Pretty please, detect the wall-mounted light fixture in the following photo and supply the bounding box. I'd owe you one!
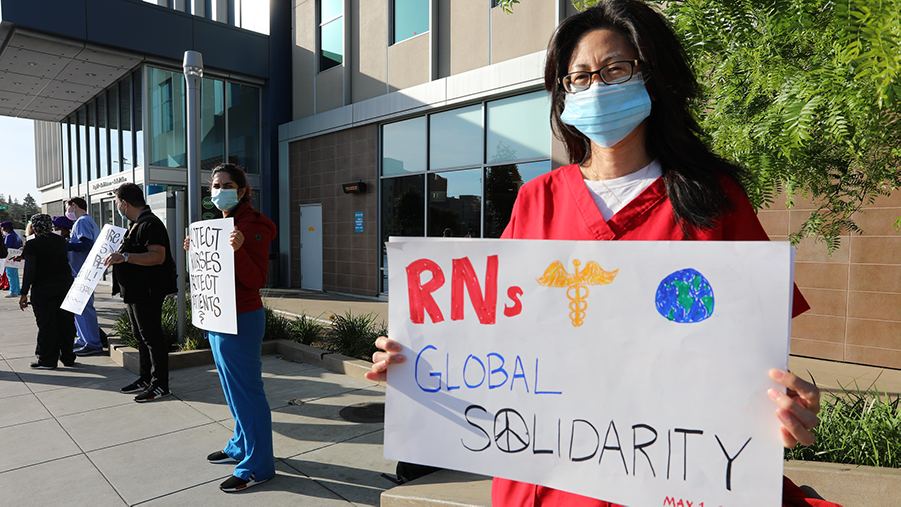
[342,181,367,194]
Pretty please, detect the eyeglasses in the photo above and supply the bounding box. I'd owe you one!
[560,60,643,93]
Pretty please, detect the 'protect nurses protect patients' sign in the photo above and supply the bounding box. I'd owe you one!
[62,225,126,315]
[189,218,237,335]
[384,239,796,507]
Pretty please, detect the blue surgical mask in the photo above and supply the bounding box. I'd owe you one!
[117,203,128,220]
[211,188,240,211]
[560,76,652,148]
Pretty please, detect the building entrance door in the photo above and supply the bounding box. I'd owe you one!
[299,204,323,291]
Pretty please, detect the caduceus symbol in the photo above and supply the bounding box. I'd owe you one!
[537,259,618,327]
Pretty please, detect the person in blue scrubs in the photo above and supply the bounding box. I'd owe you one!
[64,197,104,356]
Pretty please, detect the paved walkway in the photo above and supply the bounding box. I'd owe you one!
[2,281,899,507]
[0,286,395,507]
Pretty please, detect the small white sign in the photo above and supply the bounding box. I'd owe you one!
[189,218,237,335]
[61,225,126,315]
[3,248,23,270]
[385,238,795,507]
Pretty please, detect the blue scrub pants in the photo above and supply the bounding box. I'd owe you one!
[6,267,19,295]
[207,308,275,481]
[74,294,102,350]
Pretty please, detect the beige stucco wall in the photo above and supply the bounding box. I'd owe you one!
[439,0,489,77]
[351,0,388,103]
[490,0,557,64]
[387,33,430,92]
[315,66,345,113]
[293,0,315,119]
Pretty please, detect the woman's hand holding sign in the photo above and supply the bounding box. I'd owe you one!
[365,336,405,382]
[768,369,820,448]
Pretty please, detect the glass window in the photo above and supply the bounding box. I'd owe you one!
[380,174,425,292]
[108,87,120,174]
[484,160,551,238]
[429,105,482,170]
[98,93,109,177]
[393,0,429,44]
[227,83,260,173]
[77,107,87,185]
[134,68,144,168]
[486,91,551,163]
[201,77,225,170]
[428,169,481,238]
[120,75,133,172]
[382,117,426,175]
[148,67,185,168]
[87,101,97,180]
[61,119,70,188]
[319,0,343,72]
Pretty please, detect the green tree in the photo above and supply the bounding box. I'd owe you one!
[499,0,901,251]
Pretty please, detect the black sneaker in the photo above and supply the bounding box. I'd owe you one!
[134,385,170,403]
[220,474,270,493]
[30,362,57,370]
[74,346,104,357]
[207,450,238,464]
[120,380,150,394]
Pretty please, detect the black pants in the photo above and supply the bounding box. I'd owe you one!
[32,292,76,367]
[126,299,169,390]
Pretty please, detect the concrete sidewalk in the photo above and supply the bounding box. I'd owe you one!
[0,286,395,507]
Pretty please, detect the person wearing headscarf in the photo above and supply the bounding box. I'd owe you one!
[19,214,77,369]
[2,220,22,297]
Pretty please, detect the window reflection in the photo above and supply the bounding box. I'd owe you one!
[120,75,133,172]
[227,83,260,173]
[393,0,429,44]
[380,174,425,293]
[320,0,343,72]
[149,67,186,168]
[429,105,481,170]
[428,169,481,238]
[484,161,551,238]
[382,117,426,175]
[109,87,120,174]
[486,91,551,163]
[201,77,226,170]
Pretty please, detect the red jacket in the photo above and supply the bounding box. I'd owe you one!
[228,202,276,314]
[494,164,818,507]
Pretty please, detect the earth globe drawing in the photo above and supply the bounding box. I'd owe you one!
[655,268,715,323]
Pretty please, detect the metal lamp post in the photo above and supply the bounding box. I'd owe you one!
[180,50,203,342]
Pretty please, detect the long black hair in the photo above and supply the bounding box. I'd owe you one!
[545,0,747,232]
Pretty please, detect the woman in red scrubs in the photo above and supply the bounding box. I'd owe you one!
[368,1,823,505]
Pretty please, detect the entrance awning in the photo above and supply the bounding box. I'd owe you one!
[0,29,142,122]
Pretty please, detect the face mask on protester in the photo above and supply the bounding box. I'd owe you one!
[53,230,63,236]
[117,202,128,220]
[65,211,77,221]
[211,188,241,211]
[560,76,652,148]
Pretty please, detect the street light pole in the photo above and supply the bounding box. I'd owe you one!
[183,51,203,225]
[181,51,203,343]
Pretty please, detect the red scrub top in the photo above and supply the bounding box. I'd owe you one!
[494,163,811,507]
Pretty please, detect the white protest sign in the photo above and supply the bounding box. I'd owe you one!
[385,239,795,507]
[61,225,126,315]
[189,217,237,334]
[4,248,24,269]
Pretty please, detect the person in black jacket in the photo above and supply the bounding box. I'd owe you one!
[19,214,77,370]
[104,183,177,402]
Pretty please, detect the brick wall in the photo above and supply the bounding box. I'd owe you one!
[289,124,379,297]
[758,192,901,369]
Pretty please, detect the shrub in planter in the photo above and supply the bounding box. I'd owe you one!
[292,314,325,345]
[785,385,901,468]
[322,311,387,361]
[263,305,295,342]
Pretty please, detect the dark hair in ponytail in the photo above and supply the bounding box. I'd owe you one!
[545,0,747,232]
